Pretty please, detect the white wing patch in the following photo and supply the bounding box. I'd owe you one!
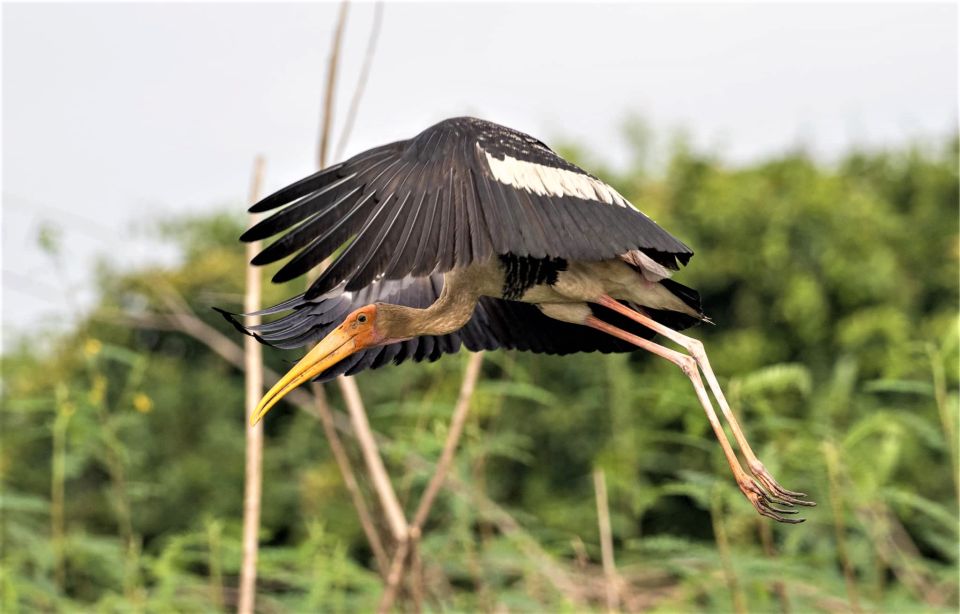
[482,148,633,209]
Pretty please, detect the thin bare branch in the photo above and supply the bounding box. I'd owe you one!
[856,502,945,604]
[338,375,409,542]
[318,1,350,169]
[758,518,791,614]
[927,342,959,507]
[822,441,862,614]
[378,352,485,613]
[50,389,69,591]
[334,2,384,161]
[412,352,484,530]
[409,542,425,614]
[593,469,619,613]
[313,0,405,569]
[462,486,584,604]
[711,487,747,614]
[311,381,391,576]
[379,539,413,614]
[238,155,266,614]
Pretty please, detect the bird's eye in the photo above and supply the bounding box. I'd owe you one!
[357,314,368,324]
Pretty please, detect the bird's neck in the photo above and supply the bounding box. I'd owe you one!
[378,279,479,339]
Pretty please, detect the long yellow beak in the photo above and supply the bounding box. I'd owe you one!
[251,326,359,426]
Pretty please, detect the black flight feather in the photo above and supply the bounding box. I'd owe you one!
[242,117,694,296]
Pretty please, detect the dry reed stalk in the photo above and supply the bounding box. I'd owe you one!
[571,536,590,571]
[411,352,484,529]
[757,518,791,614]
[334,2,383,161]
[310,381,390,575]
[317,0,407,545]
[855,502,944,605]
[94,407,140,601]
[377,352,485,613]
[238,155,266,614]
[409,543,425,614]
[208,519,225,610]
[336,375,409,542]
[51,385,70,590]
[822,441,862,613]
[593,469,619,613]
[927,343,959,506]
[465,524,490,612]
[308,0,399,574]
[710,488,747,614]
[786,581,861,614]
[318,0,349,169]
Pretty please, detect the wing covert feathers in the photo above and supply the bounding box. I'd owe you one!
[245,117,693,298]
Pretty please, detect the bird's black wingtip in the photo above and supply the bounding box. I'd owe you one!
[251,252,274,267]
[271,268,295,285]
[247,198,277,214]
[212,306,254,337]
[213,306,283,349]
[251,332,278,348]
[238,226,261,243]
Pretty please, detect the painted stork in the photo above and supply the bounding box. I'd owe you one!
[220,117,815,523]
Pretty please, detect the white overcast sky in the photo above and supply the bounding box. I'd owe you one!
[2,2,957,347]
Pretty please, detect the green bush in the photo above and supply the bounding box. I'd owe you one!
[2,132,957,612]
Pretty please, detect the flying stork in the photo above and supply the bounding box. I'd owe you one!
[221,116,814,522]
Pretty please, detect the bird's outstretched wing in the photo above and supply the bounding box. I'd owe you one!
[243,117,693,299]
[217,275,700,383]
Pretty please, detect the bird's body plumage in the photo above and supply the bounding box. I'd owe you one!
[223,116,815,522]
[225,257,704,382]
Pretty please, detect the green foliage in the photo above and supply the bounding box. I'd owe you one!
[2,131,957,611]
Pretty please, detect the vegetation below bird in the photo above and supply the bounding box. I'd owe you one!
[2,124,958,612]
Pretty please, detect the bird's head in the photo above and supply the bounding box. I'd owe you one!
[250,304,389,426]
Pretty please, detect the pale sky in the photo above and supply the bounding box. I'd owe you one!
[3,2,957,347]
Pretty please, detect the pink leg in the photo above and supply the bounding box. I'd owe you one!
[597,295,814,508]
[584,316,803,523]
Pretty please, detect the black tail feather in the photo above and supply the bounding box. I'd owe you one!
[659,278,705,318]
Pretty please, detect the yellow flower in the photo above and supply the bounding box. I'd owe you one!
[84,338,102,358]
[89,375,107,406]
[132,393,153,414]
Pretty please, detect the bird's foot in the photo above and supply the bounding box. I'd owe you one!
[736,476,805,524]
[748,459,816,508]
